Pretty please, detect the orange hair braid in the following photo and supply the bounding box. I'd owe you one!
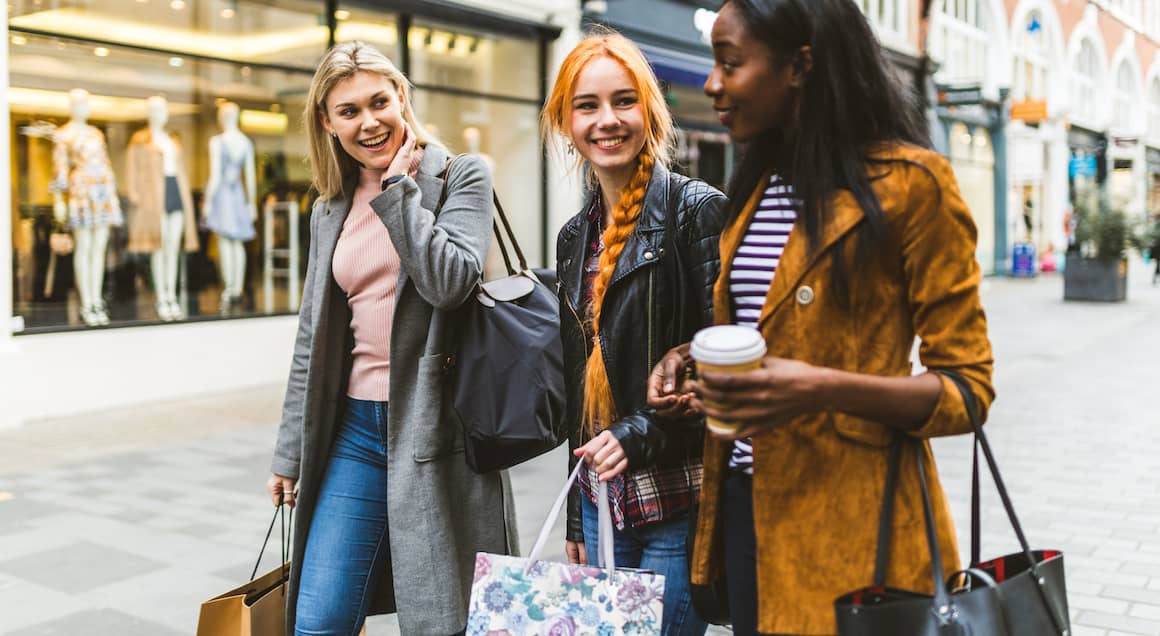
[581,153,656,435]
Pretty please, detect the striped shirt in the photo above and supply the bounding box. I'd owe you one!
[728,175,798,472]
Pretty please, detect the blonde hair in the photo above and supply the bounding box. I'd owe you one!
[304,41,439,199]
[542,30,674,435]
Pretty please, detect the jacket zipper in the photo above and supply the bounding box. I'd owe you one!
[647,268,655,370]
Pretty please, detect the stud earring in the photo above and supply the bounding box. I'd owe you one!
[329,131,337,139]
[565,142,575,157]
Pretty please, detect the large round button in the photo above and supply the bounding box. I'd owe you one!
[796,285,815,305]
[643,250,655,260]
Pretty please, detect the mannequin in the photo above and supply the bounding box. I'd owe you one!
[126,96,199,321]
[204,102,256,307]
[50,88,123,326]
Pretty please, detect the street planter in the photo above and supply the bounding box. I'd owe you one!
[1063,256,1127,302]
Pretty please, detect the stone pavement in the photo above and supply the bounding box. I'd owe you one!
[0,260,1158,635]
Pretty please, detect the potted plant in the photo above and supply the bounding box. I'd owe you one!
[1064,191,1144,302]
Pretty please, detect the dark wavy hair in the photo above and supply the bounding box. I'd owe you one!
[720,0,930,297]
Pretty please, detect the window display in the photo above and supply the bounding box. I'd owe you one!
[7,0,552,333]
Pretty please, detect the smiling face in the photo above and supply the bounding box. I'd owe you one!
[322,70,406,171]
[568,56,647,182]
[704,2,801,142]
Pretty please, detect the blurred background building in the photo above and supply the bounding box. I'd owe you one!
[2,0,1159,422]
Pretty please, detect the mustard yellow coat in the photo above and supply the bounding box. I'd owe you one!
[689,144,995,635]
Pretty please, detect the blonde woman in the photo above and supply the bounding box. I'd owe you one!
[543,31,727,635]
[267,41,516,636]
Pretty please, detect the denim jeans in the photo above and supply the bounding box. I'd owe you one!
[581,497,708,636]
[295,398,391,636]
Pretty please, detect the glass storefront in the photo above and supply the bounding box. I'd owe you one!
[7,0,552,333]
[948,122,996,272]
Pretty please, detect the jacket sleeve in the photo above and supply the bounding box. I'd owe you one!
[677,180,728,330]
[271,202,323,479]
[372,153,492,309]
[899,154,995,439]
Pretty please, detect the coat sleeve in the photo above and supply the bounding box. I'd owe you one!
[899,154,995,439]
[271,202,322,479]
[372,154,492,309]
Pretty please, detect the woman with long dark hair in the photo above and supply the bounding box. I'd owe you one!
[648,1,995,634]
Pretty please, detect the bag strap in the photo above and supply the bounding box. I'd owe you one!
[436,155,529,277]
[939,370,1069,635]
[250,493,293,582]
[872,438,904,586]
[527,462,616,579]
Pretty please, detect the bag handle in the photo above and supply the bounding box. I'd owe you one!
[939,371,1069,635]
[526,462,616,579]
[250,493,293,582]
[436,155,529,278]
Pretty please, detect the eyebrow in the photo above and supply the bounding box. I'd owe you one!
[571,88,638,102]
[332,90,389,110]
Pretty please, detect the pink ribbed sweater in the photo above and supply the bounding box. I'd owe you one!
[332,168,402,401]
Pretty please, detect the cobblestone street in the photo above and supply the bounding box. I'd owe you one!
[1,262,1158,635]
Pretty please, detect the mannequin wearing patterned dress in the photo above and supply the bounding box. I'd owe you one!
[51,88,124,326]
[204,102,256,307]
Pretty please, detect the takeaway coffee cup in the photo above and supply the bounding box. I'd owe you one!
[689,325,767,435]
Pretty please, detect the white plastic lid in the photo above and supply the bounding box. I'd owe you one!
[689,325,767,366]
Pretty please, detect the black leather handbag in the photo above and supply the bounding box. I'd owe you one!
[435,158,567,473]
[834,373,1070,636]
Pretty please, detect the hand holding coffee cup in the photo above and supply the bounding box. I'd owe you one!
[689,325,767,436]
[647,343,700,418]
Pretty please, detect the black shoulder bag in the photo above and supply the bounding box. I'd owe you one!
[435,157,567,473]
[834,372,1070,635]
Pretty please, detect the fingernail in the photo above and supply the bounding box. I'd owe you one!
[664,383,673,391]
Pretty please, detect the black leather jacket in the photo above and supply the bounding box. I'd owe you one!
[557,164,726,542]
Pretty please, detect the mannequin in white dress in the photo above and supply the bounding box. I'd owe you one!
[51,88,123,326]
[204,102,257,307]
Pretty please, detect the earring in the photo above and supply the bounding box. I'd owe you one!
[565,142,575,157]
[329,131,337,139]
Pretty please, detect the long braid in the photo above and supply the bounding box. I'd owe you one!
[582,153,655,435]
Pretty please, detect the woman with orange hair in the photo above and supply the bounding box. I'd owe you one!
[544,30,727,635]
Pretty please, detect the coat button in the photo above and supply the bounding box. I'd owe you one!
[643,250,655,260]
[796,285,815,305]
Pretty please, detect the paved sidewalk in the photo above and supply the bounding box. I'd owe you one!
[1,261,1159,635]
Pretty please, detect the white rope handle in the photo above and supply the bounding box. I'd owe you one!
[525,462,616,578]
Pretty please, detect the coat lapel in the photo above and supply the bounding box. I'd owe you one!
[713,171,770,325]
[755,190,865,330]
[310,189,352,330]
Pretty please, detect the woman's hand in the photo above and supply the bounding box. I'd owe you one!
[690,356,828,440]
[646,343,700,419]
[267,473,298,508]
[565,540,587,565]
[384,123,417,181]
[573,431,629,481]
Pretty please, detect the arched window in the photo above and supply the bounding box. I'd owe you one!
[1113,62,1139,132]
[930,0,988,84]
[854,0,908,48]
[1071,39,1100,125]
[1012,9,1050,101]
[1148,78,1160,142]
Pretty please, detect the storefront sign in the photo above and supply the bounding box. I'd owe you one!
[1113,136,1139,148]
[937,85,983,106]
[1010,99,1048,123]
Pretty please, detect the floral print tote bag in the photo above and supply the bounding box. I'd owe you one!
[467,462,666,635]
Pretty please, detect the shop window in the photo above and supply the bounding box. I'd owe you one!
[409,91,544,275]
[408,19,539,101]
[8,1,322,332]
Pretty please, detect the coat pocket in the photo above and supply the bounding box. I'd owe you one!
[412,352,465,462]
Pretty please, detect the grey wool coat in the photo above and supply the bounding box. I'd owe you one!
[271,144,519,635]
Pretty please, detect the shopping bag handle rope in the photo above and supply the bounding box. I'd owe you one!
[251,492,293,582]
[526,461,615,579]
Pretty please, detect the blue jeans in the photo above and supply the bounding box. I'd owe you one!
[581,497,708,636]
[295,398,391,636]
